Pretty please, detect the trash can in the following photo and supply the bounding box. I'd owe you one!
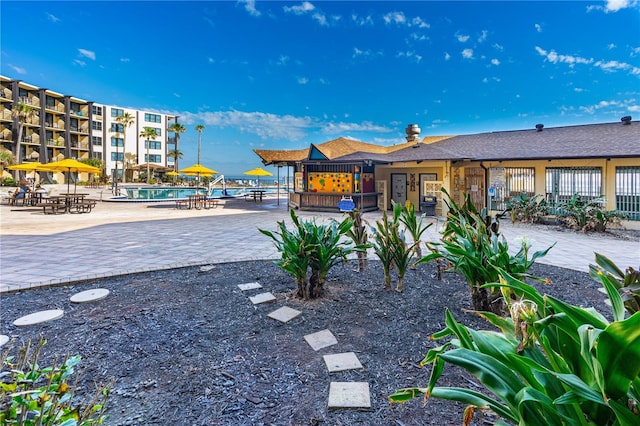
[420,196,437,216]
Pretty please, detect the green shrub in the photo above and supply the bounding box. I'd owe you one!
[398,201,432,260]
[344,209,370,273]
[590,253,640,315]
[259,209,362,299]
[389,271,640,425]
[505,192,548,223]
[419,190,553,314]
[558,194,625,232]
[1,177,17,187]
[0,336,111,425]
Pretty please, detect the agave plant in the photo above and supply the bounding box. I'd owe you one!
[370,210,397,291]
[344,209,370,273]
[259,209,361,299]
[390,270,640,425]
[398,200,432,260]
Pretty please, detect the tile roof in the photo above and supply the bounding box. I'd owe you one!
[254,121,639,165]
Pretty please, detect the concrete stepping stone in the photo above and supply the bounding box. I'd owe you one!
[70,288,110,303]
[304,329,338,351]
[200,265,216,272]
[328,382,371,409]
[0,335,9,347]
[267,306,302,323]
[14,309,64,327]
[323,352,363,373]
[238,282,263,291]
[249,292,276,305]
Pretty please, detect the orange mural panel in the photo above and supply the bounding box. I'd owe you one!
[307,172,352,193]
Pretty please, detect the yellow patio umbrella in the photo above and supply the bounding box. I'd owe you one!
[7,162,50,189]
[166,171,180,176]
[243,167,273,187]
[179,164,218,187]
[42,158,101,193]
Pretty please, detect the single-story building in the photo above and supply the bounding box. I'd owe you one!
[254,118,640,227]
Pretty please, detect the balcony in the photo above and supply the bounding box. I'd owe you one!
[0,89,11,100]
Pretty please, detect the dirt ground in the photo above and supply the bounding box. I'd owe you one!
[0,257,612,426]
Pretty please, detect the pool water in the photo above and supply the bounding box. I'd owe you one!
[124,187,207,200]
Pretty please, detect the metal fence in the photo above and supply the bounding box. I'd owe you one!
[616,166,640,220]
[545,167,602,213]
[489,167,535,211]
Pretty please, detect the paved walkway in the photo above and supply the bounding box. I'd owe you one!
[1,187,638,293]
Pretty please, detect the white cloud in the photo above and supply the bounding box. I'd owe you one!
[73,60,86,67]
[478,30,488,43]
[120,58,130,63]
[351,14,374,26]
[383,11,406,25]
[608,43,616,50]
[239,0,261,17]
[208,57,215,63]
[312,12,328,26]
[9,64,26,75]
[537,45,640,75]
[578,98,639,114]
[277,55,290,66]
[297,77,309,85]
[444,52,451,61]
[46,13,60,23]
[173,93,181,98]
[574,87,586,92]
[397,50,422,63]
[534,23,542,32]
[174,109,392,141]
[462,48,473,59]
[78,49,96,60]
[456,33,470,43]
[631,47,640,56]
[283,1,315,15]
[493,43,504,51]
[605,0,631,12]
[491,58,500,66]
[411,16,430,28]
[409,32,427,41]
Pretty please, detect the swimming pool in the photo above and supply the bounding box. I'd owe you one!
[107,186,257,202]
[124,187,208,200]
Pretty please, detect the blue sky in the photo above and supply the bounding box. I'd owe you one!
[2,1,639,175]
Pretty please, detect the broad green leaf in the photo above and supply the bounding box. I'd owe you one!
[597,312,640,399]
[429,386,516,422]
[597,270,626,322]
[388,387,427,403]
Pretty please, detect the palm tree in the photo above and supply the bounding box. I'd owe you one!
[0,148,16,181]
[195,124,205,186]
[167,122,186,172]
[12,102,36,164]
[114,112,135,193]
[123,152,137,183]
[167,149,183,166]
[140,127,158,184]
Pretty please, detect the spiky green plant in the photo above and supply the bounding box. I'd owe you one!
[390,270,640,425]
[260,209,361,299]
[370,210,397,290]
[590,253,640,315]
[344,209,370,272]
[399,200,432,260]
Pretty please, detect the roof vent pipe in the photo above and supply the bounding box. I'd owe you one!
[535,123,544,131]
[405,124,421,142]
[621,116,632,125]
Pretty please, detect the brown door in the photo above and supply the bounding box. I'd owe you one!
[464,167,486,211]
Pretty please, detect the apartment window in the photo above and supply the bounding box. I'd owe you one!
[110,123,124,133]
[93,152,102,160]
[92,105,103,116]
[110,137,124,147]
[111,108,124,117]
[111,152,124,161]
[145,154,162,163]
[145,141,162,150]
[152,127,162,136]
[145,113,161,123]
[92,121,102,131]
[546,167,602,213]
[489,167,535,211]
[92,136,102,146]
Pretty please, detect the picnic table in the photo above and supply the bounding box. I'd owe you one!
[246,189,266,202]
[37,193,96,214]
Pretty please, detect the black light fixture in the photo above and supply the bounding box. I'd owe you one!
[621,116,632,125]
[535,123,544,131]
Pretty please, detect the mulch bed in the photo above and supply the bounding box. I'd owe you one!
[0,259,610,425]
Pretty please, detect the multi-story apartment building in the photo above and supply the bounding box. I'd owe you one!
[1,75,175,182]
